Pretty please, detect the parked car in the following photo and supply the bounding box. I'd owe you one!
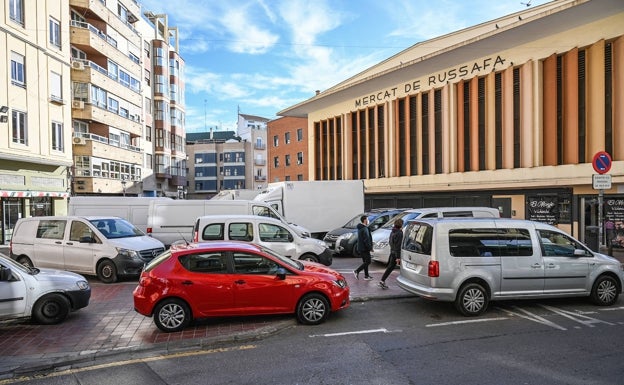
[397,217,624,316]
[133,241,350,332]
[10,216,165,283]
[371,207,500,264]
[193,215,333,266]
[0,254,91,324]
[323,208,408,257]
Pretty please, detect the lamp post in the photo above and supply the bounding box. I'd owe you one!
[121,178,127,197]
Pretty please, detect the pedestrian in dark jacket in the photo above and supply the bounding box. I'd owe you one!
[378,218,404,289]
[353,215,373,280]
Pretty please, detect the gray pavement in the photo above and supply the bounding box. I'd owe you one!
[0,246,411,380]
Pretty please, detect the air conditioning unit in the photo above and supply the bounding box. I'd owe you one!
[71,61,85,70]
[72,100,84,109]
[73,137,86,145]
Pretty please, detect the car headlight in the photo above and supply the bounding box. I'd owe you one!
[116,247,140,259]
[333,278,347,289]
[337,232,355,244]
[76,280,90,290]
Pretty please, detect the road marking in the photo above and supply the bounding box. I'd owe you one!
[425,317,508,327]
[497,306,567,330]
[0,345,257,385]
[309,328,397,337]
[599,306,624,311]
[538,305,614,327]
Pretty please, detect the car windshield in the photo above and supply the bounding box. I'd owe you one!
[89,218,144,239]
[260,246,303,270]
[0,255,39,275]
[382,211,422,228]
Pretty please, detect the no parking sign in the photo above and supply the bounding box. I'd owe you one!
[592,151,612,174]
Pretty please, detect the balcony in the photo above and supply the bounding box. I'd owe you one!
[254,143,266,150]
[254,159,266,166]
[72,133,142,164]
[72,100,142,137]
[71,60,142,105]
[254,175,267,181]
[70,21,141,71]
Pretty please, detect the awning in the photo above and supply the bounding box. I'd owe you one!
[0,190,69,198]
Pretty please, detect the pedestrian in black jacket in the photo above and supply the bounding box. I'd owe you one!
[378,218,404,289]
[353,215,373,280]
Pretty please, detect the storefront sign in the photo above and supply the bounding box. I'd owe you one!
[604,198,624,249]
[527,195,558,225]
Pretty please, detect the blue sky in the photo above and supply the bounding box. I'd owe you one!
[138,0,551,133]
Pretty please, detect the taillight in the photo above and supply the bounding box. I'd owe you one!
[428,260,439,277]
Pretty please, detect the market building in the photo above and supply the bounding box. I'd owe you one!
[278,0,624,251]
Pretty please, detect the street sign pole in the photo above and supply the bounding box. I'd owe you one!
[592,151,612,250]
[599,189,604,248]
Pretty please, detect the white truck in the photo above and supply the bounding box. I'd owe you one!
[253,180,365,239]
[210,189,261,201]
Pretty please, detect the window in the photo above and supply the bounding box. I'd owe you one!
[273,135,279,147]
[273,156,279,168]
[50,72,62,102]
[70,221,92,242]
[232,252,278,275]
[537,229,589,257]
[448,228,533,257]
[259,223,291,242]
[36,220,66,240]
[297,128,303,141]
[9,0,24,26]
[297,152,303,165]
[51,122,63,151]
[11,52,25,87]
[144,69,151,86]
[145,153,153,169]
[179,252,228,274]
[145,125,152,142]
[201,223,225,241]
[49,17,61,48]
[12,110,27,145]
[228,222,253,242]
[285,154,291,166]
[285,132,291,144]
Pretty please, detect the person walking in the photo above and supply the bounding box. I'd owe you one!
[378,218,404,289]
[353,215,374,280]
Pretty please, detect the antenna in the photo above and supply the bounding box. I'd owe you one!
[521,1,532,6]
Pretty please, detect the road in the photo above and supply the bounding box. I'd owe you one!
[4,291,623,385]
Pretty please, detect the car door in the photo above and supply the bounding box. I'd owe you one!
[177,251,236,317]
[537,229,590,294]
[498,227,545,296]
[230,251,295,314]
[63,219,98,274]
[0,262,28,319]
[255,221,296,258]
[33,219,67,269]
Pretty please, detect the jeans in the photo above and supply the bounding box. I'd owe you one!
[355,252,371,277]
[381,254,398,282]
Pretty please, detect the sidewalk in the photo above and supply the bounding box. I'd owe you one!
[0,248,410,379]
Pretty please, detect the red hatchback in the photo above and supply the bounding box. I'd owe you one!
[133,241,350,332]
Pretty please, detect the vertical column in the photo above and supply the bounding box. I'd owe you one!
[456,81,465,172]
[469,77,479,171]
[563,48,579,164]
[521,61,535,168]
[613,36,624,161]
[485,72,496,170]
[587,40,606,156]
[502,66,514,169]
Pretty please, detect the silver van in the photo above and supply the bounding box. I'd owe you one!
[193,215,333,266]
[10,216,165,283]
[397,218,624,316]
[371,207,500,264]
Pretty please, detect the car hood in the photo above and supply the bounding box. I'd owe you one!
[32,267,87,283]
[371,228,391,242]
[107,235,164,250]
[301,261,343,279]
[325,227,354,237]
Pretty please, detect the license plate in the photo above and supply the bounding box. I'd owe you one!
[404,261,417,270]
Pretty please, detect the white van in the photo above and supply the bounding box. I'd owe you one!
[371,207,500,264]
[68,196,172,233]
[397,217,624,316]
[193,215,333,266]
[10,216,165,283]
[147,200,310,247]
[0,254,91,324]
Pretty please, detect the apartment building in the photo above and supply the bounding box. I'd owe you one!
[237,113,268,190]
[70,1,185,198]
[267,116,309,182]
[0,0,72,244]
[279,0,624,251]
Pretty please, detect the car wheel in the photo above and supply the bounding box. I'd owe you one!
[16,255,33,267]
[590,275,619,306]
[32,293,70,325]
[299,254,319,263]
[296,293,330,325]
[97,259,118,284]
[153,298,191,333]
[455,282,489,316]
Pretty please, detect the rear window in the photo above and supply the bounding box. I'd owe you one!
[449,228,533,257]
[202,223,225,241]
[403,222,433,255]
[36,220,66,240]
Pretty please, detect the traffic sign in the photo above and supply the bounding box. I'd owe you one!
[592,151,612,174]
[592,174,612,190]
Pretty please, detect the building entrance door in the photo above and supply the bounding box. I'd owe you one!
[2,198,22,245]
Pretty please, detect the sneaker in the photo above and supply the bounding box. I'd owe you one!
[364,276,373,281]
[353,270,359,280]
[378,281,388,289]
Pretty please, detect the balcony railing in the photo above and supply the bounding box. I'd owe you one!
[74,133,141,153]
[73,59,141,94]
[70,20,140,66]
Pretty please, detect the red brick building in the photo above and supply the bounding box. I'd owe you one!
[267,117,308,182]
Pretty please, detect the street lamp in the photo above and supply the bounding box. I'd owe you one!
[121,178,127,197]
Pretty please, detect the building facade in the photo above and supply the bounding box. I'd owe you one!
[267,116,309,182]
[279,0,624,251]
[237,113,268,190]
[0,0,72,244]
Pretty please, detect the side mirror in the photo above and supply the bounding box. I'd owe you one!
[573,248,587,257]
[276,267,287,280]
[0,266,12,281]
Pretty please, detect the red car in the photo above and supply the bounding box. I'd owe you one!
[133,241,350,332]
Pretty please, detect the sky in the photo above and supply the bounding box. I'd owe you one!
[138,0,552,133]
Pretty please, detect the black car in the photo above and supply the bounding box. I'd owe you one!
[323,208,408,257]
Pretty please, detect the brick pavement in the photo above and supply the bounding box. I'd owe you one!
[0,248,409,379]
